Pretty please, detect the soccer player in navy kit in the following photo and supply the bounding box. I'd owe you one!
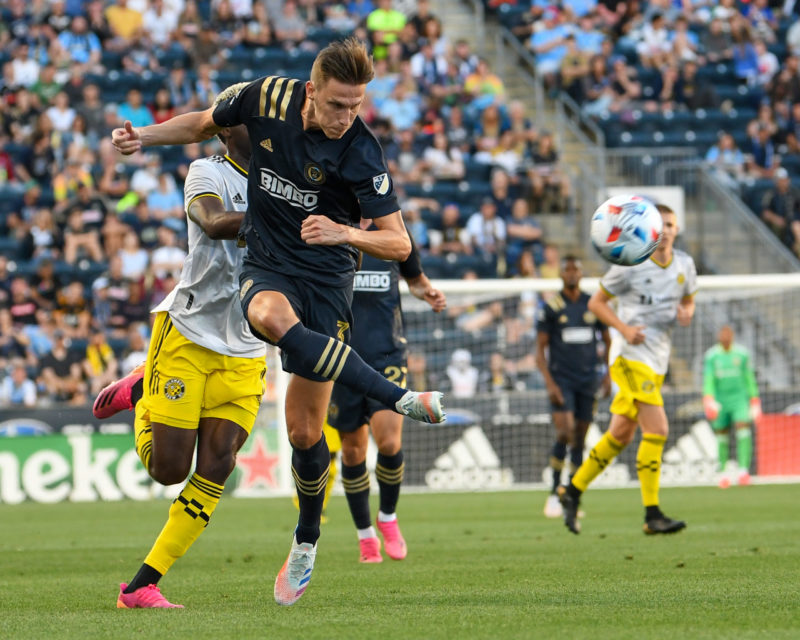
[535,256,610,520]
[111,38,444,606]
[329,220,446,563]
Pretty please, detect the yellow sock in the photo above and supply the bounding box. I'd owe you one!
[637,434,666,507]
[135,422,152,471]
[144,473,223,575]
[322,456,337,513]
[572,432,625,492]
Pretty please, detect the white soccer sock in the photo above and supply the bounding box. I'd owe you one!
[357,526,377,540]
[377,510,397,523]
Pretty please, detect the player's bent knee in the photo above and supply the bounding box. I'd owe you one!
[149,460,192,486]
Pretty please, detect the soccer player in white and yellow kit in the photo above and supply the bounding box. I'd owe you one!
[95,126,267,608]
[558,204,697,535]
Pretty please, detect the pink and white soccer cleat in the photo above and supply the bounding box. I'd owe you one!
[93,363,145,419]
[116,583,183,609]
[358,537,383,563]
[376,518,407,561]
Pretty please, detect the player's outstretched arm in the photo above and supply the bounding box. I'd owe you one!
[406,273,446,312]
[588,289,645,345]
[112,108,222,155]
[188,196,244,240]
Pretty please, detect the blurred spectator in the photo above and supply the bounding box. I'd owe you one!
[147,173,184,220]
[527,131,571,213]
[4,42,41,89]
[105,0,144,48]
[55,16,102,72]
[489,169,516,221]
[479,351,519,393]
[402,202,430,251]
[82,329,118,395]
[670,15,701,65]
[29,208,62,259]
[0,310,36,369]
[463,58,506,112]
[243,2,273,47]
[705,133,746,191]
[0,361,37,407]
[46,91,77,133]
[744,120,777,177]
[529,9,570,86]
[444,348,479,398]
[410,39,447,93]
[505,198,544,273]
[30,259,63,311]
[166,66,197,111]
[273,0,310,50]
[150,224,187,280]
[54,281,92,338]
[367,0,406,60]
[38,330,86,405]
[636,12,671,69]
[379,83,421,133]
[702,19,733,64]
[465,197,506,260]
[421,132,465,180]
[195,64,221,107]
[670,61,718,110]
[118,230,149,280]
[560,35,591,103]
[8,277,40,327]
[754,40,779,88]
[429,202,471,257]
[742,0,777,44]
[538,243,561,279]
[214,0,245,51]
[732,27,759,84]
[63,206,104,264]
[118,89,154,129]
[407,349,437,391]
[143,0,180,48]
[760,168,800,253]
[120,323,148,373]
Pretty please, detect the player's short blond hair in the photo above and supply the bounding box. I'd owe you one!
[310,37,374,89]
[655,203,675,215]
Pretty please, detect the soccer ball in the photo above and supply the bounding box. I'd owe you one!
[590,194,663,266]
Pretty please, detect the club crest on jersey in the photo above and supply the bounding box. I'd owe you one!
[677,273,685,284]
[372,173,390,195]
[164,378,185,400]
[583,311,596,324]
[641,380,655,392]
[304,163,326,185]
[240,278,254,300]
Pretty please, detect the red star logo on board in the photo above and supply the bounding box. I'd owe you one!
[236,433,280,489]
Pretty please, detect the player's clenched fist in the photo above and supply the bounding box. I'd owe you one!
[112,121,142,155]
[301,214,348,245]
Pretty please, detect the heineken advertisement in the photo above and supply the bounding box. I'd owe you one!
[0,403,293,504]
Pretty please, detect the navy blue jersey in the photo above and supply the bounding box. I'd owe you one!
[536,291,604,385]
[349,226,422,367]
[212,77,400,287]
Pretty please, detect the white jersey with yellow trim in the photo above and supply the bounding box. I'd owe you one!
[601,249,697,375]
[153,155,266,358]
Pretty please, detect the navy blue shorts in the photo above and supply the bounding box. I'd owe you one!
[239,262,353,381]
[327,350,406,432]
[550,375,596,423]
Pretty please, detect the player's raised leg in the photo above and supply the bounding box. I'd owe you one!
[93,363,146,419]
[246,289,445,424]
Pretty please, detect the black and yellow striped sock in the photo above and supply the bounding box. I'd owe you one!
[292,434,329,545]
[342,461,371,530]
[637,434,666,507]
[572,432,625,492]
[142,473,223,576]
[376,450,404,515]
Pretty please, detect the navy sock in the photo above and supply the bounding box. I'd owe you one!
[569,444,584,475]
[376,450,404,515]
[550,441,567,493]
[278,323,405,407]
[341,461,371,530]
[131,377,144,408]
[292,434,329,545]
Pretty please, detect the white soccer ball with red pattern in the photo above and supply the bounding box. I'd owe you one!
[590,194,663,266]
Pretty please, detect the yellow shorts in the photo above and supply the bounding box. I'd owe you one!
[609,356,665,421]
[323,420,341,454]
[135,312,267,433]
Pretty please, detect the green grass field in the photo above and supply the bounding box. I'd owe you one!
[1,485,798,640]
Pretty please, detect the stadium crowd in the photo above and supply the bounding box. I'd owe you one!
[498,0,800,257]
[0,0,568,407]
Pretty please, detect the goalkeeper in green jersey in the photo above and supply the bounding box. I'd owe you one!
[703,326,761,488]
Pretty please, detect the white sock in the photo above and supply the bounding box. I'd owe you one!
[377,510,397,523]
[357,526,377,540]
